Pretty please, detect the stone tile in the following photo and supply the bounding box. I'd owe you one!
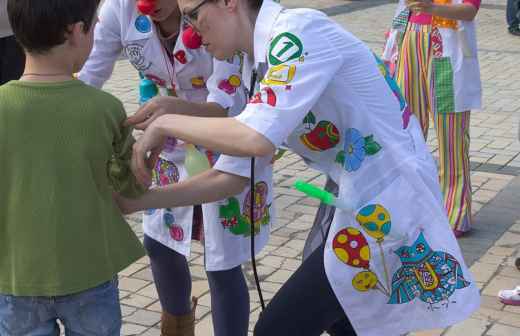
[121,323,148,335]
[121,294,157,309]
[470,262,499,283]
[443,318,490,336]
[123,309,161,327]
[195,314,214,336]
[265,269,293,284]
[482,276,520,297]
[486,323,520,336]
[137,283,159,299]
[118,277,150,292]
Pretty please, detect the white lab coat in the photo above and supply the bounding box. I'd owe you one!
[216,1,480,334]
[79,0,272,271]
[382,0,482,113]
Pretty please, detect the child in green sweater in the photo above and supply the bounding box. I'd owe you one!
[0,0,145,334]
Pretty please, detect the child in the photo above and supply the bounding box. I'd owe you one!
[383,0,482,237]
[0,0,144,334]
[80,1,273,335]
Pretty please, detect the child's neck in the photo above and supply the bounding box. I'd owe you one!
[21,51,75,82]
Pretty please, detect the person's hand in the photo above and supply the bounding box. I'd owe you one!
[112,192,139,215]
[131,119,166,187]
[125,96,182,130]
[406,0,434,13]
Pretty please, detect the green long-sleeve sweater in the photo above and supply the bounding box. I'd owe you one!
[0,80,145,296]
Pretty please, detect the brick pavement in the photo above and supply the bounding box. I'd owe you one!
[95,1,520,335]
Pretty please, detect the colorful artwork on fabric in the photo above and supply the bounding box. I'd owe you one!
[335,129,381,172]
[374,55,410,129]
[356,204,392,242]
[250,87,277,107]
[300,119,340,152]
[191,76,206,89]
[218,75,242,95]
[126,44,152,72]
[153,158,180,186]
[135,15,152,33]
[333,227,371,269]
[145,74,167,88]
[262,64,297,86]
[389,232,470,308]
[433,57,455,114]
[219,182,271,237]
[392,9,410,31]
[332,204,471,309]
[269,32,304,66]
[243,182,270,228]
[431,28,444,58]
[145,208,157,216]
[174,50,187,64]
[163,210,185,242]
[163,137,177,153]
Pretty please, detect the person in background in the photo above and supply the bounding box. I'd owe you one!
[0,0,25,85]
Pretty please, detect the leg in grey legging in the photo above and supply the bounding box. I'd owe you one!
[206,266,250,336]
[143,235,192,315]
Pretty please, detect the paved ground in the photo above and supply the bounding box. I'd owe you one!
[97,0,520,335]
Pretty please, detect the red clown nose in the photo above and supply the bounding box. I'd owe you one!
[137,0,156,15]
[182,26,203,49]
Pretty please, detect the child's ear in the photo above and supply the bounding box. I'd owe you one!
[223,0,238,12]
[66,22,85,47]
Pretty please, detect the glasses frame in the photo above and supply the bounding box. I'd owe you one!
[182,0,212,27]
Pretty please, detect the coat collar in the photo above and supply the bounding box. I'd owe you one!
[252,0,283,68]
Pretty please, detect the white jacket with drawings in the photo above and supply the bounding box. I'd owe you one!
[80,0,273,271]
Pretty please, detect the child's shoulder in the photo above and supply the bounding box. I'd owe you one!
[75,81,127,120]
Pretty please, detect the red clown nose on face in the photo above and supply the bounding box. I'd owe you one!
[182,26,203,49]
[137,0,156,15]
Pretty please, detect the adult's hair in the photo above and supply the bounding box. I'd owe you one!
[7,0,100,54]
[247,0,263,10]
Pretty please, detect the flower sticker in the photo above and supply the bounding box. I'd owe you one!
[336,128,382,172]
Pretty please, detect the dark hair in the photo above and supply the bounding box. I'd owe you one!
[7,0,100,54]
[247,0,263,10]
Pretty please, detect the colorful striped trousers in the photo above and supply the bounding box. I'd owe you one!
[396,23,472,232]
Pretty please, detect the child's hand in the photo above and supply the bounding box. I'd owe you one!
[131,120,166,187]
[112,192,138,215]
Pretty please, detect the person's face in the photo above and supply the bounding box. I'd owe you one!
[179,0,239,60]
[151,0,181,22]
[138,0,180,22]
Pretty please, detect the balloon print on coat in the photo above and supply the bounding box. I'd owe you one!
[163,210,185,242]
[332,204,471,310]
[219,182,271,237]
[152,158,180,187]
[332,227,389,296]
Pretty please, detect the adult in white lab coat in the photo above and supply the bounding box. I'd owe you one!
[121,0,480,335]
[79,1,273,335]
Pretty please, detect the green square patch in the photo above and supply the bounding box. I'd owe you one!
[433,57,455,114]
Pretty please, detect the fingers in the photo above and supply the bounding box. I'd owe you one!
[125,100,157,127]
[132,142,153,188]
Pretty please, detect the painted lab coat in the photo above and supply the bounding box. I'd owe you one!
[79,0,272,271]
[382,0,482,113]
[216,1,481,334]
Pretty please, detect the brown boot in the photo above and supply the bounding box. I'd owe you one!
[161,297,198,336]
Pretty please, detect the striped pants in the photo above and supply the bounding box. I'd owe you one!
[396,23,472,232]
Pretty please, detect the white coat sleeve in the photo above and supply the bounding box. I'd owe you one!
[78,0,124,88]
[234,19,343,149]
[214,17,343,178]
[206,55,246,113]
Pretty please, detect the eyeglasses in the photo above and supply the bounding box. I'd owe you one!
[182,0,212,27]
